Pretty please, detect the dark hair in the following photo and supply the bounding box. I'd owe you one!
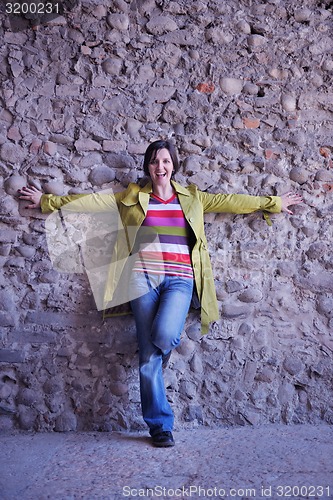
[143,140,180,176]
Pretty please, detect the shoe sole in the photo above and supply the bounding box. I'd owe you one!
[153,441,175,448]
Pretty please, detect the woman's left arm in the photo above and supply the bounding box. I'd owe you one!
[198,190,302,215]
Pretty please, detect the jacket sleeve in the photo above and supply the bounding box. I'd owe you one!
[197,191,282,215]
[40,192,121,214]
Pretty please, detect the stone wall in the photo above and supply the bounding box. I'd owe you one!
[0,0,332,432]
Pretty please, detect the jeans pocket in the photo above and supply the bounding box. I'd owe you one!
[129,271,150,299]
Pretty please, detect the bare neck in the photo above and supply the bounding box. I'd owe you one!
[151,182,175,201]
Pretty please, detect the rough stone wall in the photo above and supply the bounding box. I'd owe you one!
[0,0,332,432]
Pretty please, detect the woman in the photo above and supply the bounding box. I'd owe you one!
[19,140,302,447]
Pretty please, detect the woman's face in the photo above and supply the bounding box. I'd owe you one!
[148,148,174,187]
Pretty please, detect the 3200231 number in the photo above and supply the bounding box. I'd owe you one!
[5,3,60,15]
[276,485,331,497]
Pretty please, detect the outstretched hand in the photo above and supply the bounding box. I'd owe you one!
[18,186,43,209]
[280,192,303,215]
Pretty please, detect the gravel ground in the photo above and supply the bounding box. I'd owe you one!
[0,424,332,500]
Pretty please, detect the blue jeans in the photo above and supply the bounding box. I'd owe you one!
[130,272,194,436]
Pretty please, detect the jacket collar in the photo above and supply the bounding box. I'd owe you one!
[171,180,190,196]
[134,180,190,196]
[121,180,190,208]
[138,180,190,196]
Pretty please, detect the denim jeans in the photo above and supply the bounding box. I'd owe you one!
[130,272,194,436]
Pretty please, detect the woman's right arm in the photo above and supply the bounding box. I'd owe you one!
[18,186,119,213]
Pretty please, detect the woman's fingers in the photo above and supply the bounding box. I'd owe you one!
[283,192,303,203]
[17,185,42,209]
[18,188,32,200]
[280,192,303,214]
[19,185,39,193]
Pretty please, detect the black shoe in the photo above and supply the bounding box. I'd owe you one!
[162,351,171,368]
[152,431,175,447]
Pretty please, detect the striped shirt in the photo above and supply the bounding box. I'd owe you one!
[133,193,194,279]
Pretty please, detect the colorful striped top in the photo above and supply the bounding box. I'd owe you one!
[133,193,194,279]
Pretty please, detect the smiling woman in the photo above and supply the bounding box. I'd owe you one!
[143,141,179,201]
[18,139,302,448]
[147,148,174,198]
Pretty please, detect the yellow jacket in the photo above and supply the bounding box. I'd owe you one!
[41,180,281,333]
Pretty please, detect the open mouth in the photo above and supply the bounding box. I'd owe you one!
[156,173,166,177]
